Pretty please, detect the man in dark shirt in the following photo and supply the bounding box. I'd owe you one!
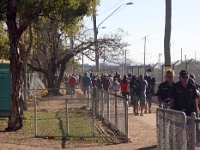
[169,70,198,117]
[156,69,174,107]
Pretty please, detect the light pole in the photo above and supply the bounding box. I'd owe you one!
[93,2,133,72]
[143,35,149,74]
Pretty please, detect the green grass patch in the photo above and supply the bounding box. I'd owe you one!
[20,109,99,138]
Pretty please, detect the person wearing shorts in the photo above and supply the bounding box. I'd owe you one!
[82,72,91,97]
[69,74,77,98]
[129,75,140,115]
[138,74,148,116]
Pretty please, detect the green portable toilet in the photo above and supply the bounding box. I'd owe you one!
[0,60,11,117]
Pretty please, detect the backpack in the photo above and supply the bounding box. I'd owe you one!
[112,81,119,91]
[131,80,140,96]
[150,77,156,96]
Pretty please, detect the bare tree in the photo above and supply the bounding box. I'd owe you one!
[27,22,128,96]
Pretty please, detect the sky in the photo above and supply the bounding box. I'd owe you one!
[83,0,200,66]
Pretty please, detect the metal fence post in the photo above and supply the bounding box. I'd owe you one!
[107,92,110,122]
[115,93,118,128]
[87,87,90,109]
[125,99,129,140]
[65,98,69,136]
[92,87,97,136]
[191,112,196,150]
[34,88,37,137]
[101,90,104,118]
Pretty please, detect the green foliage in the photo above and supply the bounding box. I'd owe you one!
[17,0,98,25]
[0,1,7,20]
[0,21,9,59]
[0,0,99,38]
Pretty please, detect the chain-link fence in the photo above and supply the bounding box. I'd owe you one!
[92,88,129,139]
[157,108,200,150]
[104,61,200,84]
[27,86,128,141]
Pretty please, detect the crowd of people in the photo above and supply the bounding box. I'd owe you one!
[64,71,156,117]
[64,69,200,117]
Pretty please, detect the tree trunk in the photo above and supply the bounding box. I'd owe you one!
[6,0,24,131]
[164,0,172,71]
[46,61,67,96]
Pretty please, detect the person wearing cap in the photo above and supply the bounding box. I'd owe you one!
[169,70,198,117]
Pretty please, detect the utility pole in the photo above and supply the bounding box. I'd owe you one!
[103,49,105,68]
[82,53,84,73]
[93,2,133,73]
[124,50,128,74]
[181,48,182,64]
[93,13,99,73]
[158,53,162,68]
[185,55,187,70]
[143,35,149,74]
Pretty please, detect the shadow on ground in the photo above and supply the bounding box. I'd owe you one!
[138,145,157,150]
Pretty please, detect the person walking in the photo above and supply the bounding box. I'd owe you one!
[130,75,140,115]
[114,72,120,82]
[138,74,148,116]
[96,76,103,90]
[102,74,111,91]
[120,75,129,100]
[169,70,199,117]
[156,69,175,108]
[145,76,156,113]
[69,74,77,98]
[112,78,121,95]
[82,72,92,97]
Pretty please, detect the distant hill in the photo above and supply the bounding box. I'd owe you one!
[100,58,143,66]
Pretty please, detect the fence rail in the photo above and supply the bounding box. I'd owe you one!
[157,107,200,150]
[28,87,128,142]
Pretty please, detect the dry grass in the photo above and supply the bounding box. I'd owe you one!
[0,90,157,150]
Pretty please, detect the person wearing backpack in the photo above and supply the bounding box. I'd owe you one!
[145,76,156,113]
[130,75,140,115]
[102,74,111,91]
[112,78,120,94]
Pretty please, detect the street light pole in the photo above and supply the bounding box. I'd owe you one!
[93,2,133,73]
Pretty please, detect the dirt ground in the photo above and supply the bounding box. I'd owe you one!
[0,92,158,150]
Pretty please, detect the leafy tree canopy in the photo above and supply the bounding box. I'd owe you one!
[1,0,99,131]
